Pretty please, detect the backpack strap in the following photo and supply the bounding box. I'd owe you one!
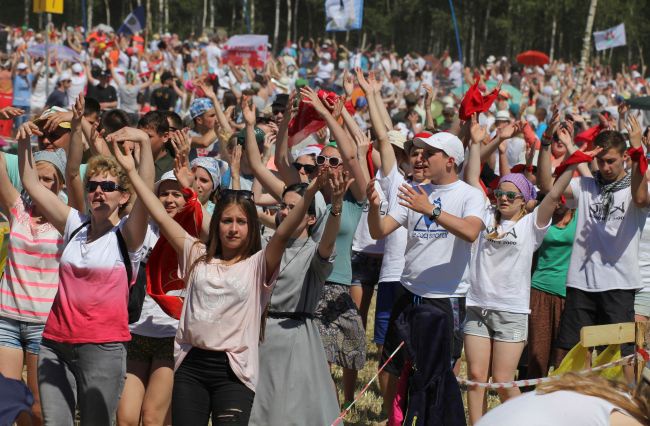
[68,221,91,242]
[115,229,133,285]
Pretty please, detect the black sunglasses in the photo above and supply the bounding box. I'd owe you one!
[292,162,317,174]
[316,155,342,167]
[218,189,254,201]
[86,180,125,193]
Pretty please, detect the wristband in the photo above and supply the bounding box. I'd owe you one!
[627,146,648,175]
[553,150,594,177]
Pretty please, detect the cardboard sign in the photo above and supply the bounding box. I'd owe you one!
[33,0,64,14]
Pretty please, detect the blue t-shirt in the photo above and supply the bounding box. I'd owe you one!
[12,74,33,107]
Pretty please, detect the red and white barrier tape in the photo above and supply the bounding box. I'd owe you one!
[456,353,636,389]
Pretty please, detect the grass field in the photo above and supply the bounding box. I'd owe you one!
[331,295,501,425]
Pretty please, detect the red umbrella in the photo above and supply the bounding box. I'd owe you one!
[516,50,550,66]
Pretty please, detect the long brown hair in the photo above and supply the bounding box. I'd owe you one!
[536,373,650,424]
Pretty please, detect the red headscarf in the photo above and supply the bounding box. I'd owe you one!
[147,188,203,319]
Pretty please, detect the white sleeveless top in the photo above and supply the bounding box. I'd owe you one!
[476,390,630,426]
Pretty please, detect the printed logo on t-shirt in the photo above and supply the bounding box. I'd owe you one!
[589,200,626,221]
[412,197,448,239]
[484,225,518,245]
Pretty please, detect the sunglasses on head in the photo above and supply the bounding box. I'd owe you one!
[218,189,254,201]
[316,155,342,167]
[292,162,317,174]
[494,189,523,201]
[86,180,125,193]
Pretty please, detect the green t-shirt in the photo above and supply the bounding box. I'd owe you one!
[531,213,577,297]
[326,192,364,285]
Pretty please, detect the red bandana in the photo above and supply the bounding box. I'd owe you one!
[458,78,500,121]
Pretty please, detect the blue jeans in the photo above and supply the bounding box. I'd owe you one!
[38,339,127,426]
[0,316,45,354]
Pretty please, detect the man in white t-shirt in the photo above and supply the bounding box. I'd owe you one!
[205,35,222,73]
[368,131,485,416]
[67,63,87,107]
[543,127,650,376]
[314,53,335,88]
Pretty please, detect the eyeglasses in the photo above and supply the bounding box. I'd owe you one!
[278,202,296,211]
[316,155,342,167]
[218,189,254,201]
[86,180,125,193]
[292,162,317,174]
[494,190,523,201]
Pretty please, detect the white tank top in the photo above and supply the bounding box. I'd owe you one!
[476,390,629,426]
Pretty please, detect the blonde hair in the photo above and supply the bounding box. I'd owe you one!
[84,155,133,212]
[536,373,650,424]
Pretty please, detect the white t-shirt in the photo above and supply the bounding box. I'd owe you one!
[476,390,629,426]
[205,44,222,72]
[352,178,386,254]
[377,165,408,283]
[388,179,486,298]
[468,205,551,313]
[68,73,87,106]
[567,177,649,292]
[129,224,180,338]
[316,61,334,81]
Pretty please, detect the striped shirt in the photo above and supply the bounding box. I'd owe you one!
[0,198,64,323]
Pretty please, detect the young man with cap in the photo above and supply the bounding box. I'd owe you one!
[271,93,289,126]
[67,63,87,107]
[188,97,219,159]
[45,72,72,109]
[367,131,486,417]
[150,71,182,112]
[86,69,118,111]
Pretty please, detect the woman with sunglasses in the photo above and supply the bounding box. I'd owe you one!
[250,172,345,425]
[462,117,600,423]
[16,120,153,425]
[299,86,369,407]
[113,133,319,425]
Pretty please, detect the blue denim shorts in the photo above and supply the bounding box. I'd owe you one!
[0,316,46,354]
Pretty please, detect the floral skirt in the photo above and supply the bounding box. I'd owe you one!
[314,282,367,370]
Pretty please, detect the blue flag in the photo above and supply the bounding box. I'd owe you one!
[118,6,146,35]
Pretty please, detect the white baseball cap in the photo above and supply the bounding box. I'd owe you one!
[413,132,465,165]
[71,63,83,73]
[495,110,511,122]
[16,63,28,70]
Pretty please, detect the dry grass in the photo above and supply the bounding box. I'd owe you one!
[331,295,502,425]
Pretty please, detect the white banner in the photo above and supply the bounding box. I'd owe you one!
[222,35,269,69]
[325,0,363,32]
[593,23,626,51]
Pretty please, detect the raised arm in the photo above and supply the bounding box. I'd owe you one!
[465,114,487,194]
[242,99,285,199]
[112,138,188,255]
[0,153,19,213]
[625,114,650,208]
[423,84,437,131]
[105,127,155,252]
[198,80,233,134]
[16,123,70,234]
[317,170,344,258]
[300,87,367,201]
[274,93,303,185]
[264,173,319,282]
[66,94,87,211]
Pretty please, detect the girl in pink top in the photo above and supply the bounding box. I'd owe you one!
[115,136,320,425]
[0,145,66,426]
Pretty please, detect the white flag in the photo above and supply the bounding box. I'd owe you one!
[593,23,626,51]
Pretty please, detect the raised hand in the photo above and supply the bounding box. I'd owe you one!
[111,140,136,174]
[366,178,380,209]
[242,96,256,125]
[469,113,487,145]
[343,69,354,97]
[173,149,194,189]
[423,84,437,109]
[170,129,191,160]
[497,120,521,140]
[300,86,329,115]
[624,113,642,149]
[355,67,371,93]
[329,169,353,207]
[16,122,42,141]
[105,127,150,145]
[43,111,73,133]
[71,93,85,126]
[230,144,243,177]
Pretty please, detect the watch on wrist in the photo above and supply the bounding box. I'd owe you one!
[429,206,441,221]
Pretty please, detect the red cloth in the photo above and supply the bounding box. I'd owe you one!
[522,122,540,149]
[574,124,604,148]
[627,146,648,175]
[388,360,411,426]
[553,150,594,177]
[147,188,203,320]
[287,90,354,146]
[366,143,375,178]
[458,78,499,121]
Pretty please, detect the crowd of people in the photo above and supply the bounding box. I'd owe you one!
[1,22,650,426]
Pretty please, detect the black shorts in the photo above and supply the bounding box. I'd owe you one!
[381,285,466,377]
[556,287,636,356]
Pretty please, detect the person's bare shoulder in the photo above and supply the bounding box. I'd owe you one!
[610,411,642,426]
